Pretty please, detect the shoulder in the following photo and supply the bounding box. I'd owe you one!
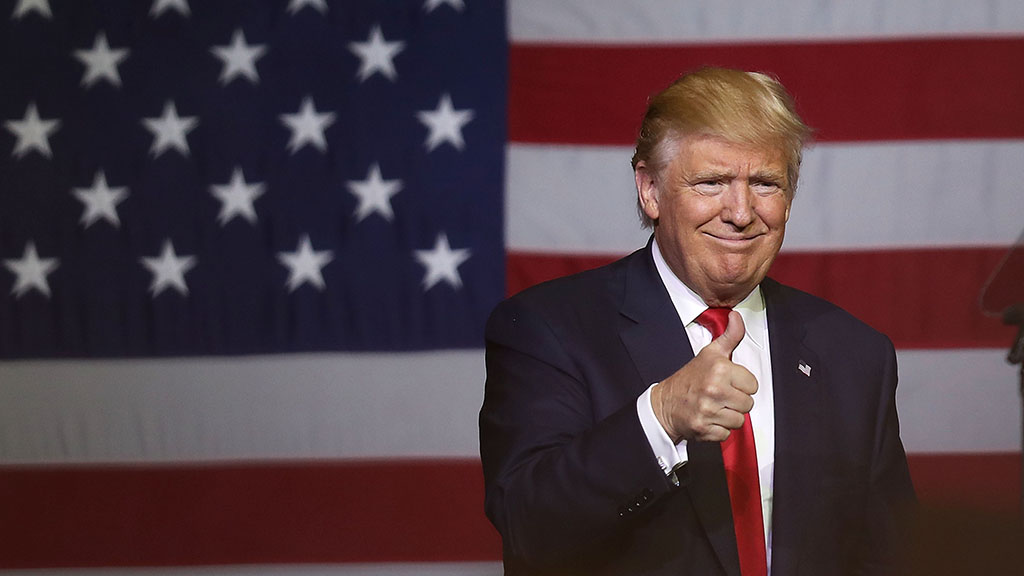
[486,248,644,340]
[763,277,894,355]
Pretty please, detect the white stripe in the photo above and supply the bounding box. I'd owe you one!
[510,0,1024,44]
[506,141,1024,254]
[897,348,1021,453]
[0,348,1017,464]
[506,144,648,255]
[0,564,503,576]
[0,352,485,464]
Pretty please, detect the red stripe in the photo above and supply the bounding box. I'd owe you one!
[0,459,500,569]
[506,252,618,295]
[506,247,1018,349]
[0,454,1017,568]
[907,452,1021,516]
[907,453,1023,575]
[509,38,1024,145]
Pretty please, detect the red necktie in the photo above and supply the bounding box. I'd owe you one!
[695,307,767,576]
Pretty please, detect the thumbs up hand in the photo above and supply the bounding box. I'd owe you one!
[651,311,758,443]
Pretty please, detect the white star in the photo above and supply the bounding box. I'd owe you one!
[287,0,328,15]
[3,241,58,298]
[11,0,51,19]
[210,167,265,226]
[414,232,471,290]
[416,93,474,152]
[73,32,130,89]
[140,239,196,297]
[210,29,267,86]
[72,170,129,229]
[277,234,333,292]
[279,96,336,154]
[141,101,198,158]
[347,163,402,222]
[348,25,404,83]
[5,102,60,159]
[150,0,190,18]
[423,0,464,12]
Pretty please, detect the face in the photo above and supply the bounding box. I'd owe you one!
[635,135,792,307]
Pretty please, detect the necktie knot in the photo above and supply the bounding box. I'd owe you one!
[696,307,731,339]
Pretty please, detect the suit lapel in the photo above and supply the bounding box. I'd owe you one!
[617,245,692,386]
[617,243,741,576]
[762,279,825,576]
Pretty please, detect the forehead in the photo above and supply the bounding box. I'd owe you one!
[669,134,787,175]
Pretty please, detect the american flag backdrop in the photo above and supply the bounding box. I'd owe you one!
[0,0,505,356]
[1,1,1023,575]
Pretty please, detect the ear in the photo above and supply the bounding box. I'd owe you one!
[634,161,661,222]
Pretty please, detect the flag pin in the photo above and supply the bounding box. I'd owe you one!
[798,362,811,377]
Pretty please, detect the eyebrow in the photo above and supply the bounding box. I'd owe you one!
[750,170,787,183]
[684,169,786,182]
[685,169,735,181]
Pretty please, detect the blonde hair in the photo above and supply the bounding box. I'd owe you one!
[632,67,812,228]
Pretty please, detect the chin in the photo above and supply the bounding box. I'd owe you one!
[708,268,762,295]
[710,260,757,282]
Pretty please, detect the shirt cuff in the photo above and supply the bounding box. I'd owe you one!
[637,382,688,477]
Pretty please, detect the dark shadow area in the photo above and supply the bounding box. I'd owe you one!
[905,506,1024,575]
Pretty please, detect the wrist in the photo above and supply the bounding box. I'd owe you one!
[650,383,678,443]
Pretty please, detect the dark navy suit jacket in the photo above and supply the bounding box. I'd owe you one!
[479,243,916,575]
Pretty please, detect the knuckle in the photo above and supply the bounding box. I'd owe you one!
[697,396,718,416]
[709,360,731,380]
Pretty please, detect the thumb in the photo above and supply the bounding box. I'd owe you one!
[710,310,745,356]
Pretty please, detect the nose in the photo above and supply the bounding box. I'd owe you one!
[720,181,755,228]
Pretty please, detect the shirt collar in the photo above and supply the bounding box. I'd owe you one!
[651,237,768,350]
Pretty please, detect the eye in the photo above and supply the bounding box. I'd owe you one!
[693,179,724,194]
[751,180,782,195]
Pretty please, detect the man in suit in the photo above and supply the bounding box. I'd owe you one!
[479,67,916,575]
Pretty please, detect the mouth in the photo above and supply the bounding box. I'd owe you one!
[704,232,764,245]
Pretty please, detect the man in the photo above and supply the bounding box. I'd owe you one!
[479,67,916,575]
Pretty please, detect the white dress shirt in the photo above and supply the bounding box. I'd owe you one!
[636,238,776,564]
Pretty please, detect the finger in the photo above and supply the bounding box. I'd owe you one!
[698,424,733,443]
[721,388,755,415]
[709,310,746,356]
[714,408,746,431]
[729,365,759,396]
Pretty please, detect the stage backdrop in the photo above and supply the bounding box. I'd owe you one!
[1,1,1022,574]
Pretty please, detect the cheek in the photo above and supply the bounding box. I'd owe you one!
[757,198,791,229]
[669,196,718,227]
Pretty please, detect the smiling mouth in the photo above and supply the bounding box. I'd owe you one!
[705,232,763,244]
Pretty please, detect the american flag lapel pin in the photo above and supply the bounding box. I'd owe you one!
[798,361,812,377]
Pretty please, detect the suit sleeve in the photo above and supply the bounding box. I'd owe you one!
[855,336,919,575]
[479,295,676,570]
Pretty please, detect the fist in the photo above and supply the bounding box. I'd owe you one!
[651,310,758,443]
